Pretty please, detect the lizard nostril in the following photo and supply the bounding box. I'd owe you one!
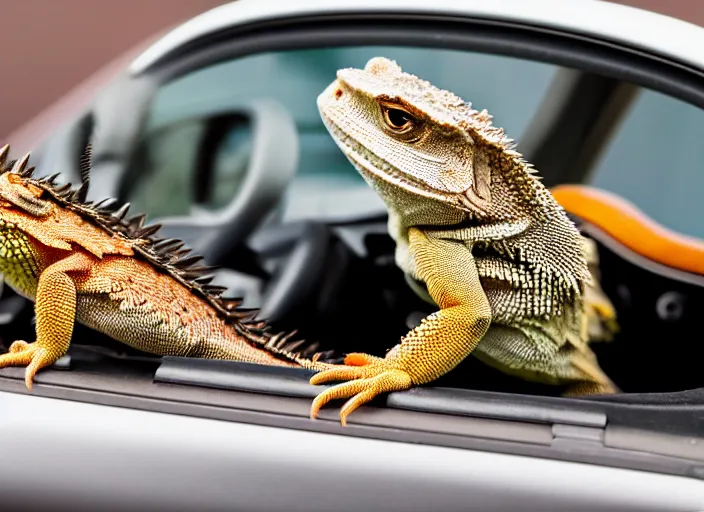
[334,88,343,99]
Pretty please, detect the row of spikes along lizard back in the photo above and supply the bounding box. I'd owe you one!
[0,144,336,365]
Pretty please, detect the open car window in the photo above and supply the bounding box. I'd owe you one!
[125,45,704,244]
[93,39,704,399]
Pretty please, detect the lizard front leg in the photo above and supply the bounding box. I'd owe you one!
[0,251,93,390]
[310,227,491,425]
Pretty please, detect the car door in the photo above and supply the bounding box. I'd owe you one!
[1,2,704,511]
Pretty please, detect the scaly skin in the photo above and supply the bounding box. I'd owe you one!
[311,57,618,424]
[0,145,332,390]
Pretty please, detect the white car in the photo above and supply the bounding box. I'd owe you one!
[1,1,704,510]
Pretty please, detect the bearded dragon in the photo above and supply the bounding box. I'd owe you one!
[0,144,336,390]
[310,57,618,424]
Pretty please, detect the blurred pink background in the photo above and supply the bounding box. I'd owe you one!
[0,0,700,139]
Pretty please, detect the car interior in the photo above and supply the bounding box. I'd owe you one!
[2,23,704,484]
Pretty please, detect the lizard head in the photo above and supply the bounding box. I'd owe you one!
[0,145,53,218]
[317,57,543,218]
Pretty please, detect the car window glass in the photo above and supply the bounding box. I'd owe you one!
[127,115,253,217]
[209,120,252,209]
[589,89,704,239]
[127,119,205,217]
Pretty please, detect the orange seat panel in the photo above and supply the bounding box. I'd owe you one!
[551,184,704,276]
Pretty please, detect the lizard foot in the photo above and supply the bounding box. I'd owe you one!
[309,353,412,425]
[0,340,57,391]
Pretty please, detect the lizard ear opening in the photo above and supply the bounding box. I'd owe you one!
[459,149,492,211]
[472,149,492,202]
[0,172,53,217]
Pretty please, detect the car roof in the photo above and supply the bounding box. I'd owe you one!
[130,0,704,74]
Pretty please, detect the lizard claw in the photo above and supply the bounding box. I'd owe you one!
[0,340,56,391]
[309,353,413,425]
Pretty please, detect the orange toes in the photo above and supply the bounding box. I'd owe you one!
[24,347,53,391]
[310,379,370,422]
[309,368,413,425]
[309,365,365,386]
[8,340,29,353]
[344,353,384,366]
[0,341,57,391]
[0,342,34,368]
[338,387,380,425]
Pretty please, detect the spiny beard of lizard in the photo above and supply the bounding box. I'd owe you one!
[317,56,591,324]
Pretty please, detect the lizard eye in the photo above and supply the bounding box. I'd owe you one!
[380,103,417,134]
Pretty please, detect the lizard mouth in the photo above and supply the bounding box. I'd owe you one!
[320,112,459,204]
